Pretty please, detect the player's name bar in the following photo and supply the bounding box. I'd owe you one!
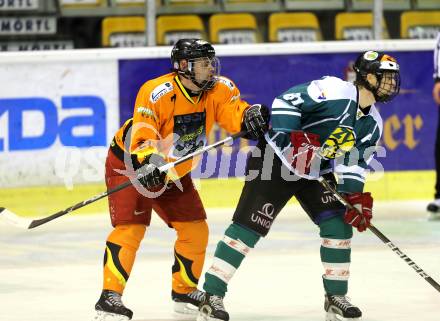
[0,16,57,35]
[0,40,74,51]
[0,0,39,11]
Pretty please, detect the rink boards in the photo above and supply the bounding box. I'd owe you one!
[0,40,436,204]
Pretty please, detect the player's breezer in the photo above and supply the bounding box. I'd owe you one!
[197,51,400,321]
[93,39,269,321]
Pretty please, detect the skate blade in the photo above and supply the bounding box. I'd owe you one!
[326,311,361,321]
[94,310,131,321]
[196,313,207,321]
[428,212,440,221]
[173,301,199,315]
[172,311,198,321]
[196,312,224,321]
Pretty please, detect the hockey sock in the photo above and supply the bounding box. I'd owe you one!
[171,220,209,294]
[319,215,353,295]
[203,223,260,297]
[103,224,146,294]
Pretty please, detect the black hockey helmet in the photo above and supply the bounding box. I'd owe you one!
[171,39,219,91]
[353,51,400,103]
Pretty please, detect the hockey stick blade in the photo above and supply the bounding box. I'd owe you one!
[0,207,33,229]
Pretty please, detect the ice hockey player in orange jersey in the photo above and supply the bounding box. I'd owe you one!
[93,39,270,321]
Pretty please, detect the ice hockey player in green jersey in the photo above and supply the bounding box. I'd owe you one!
[197,50,400,321]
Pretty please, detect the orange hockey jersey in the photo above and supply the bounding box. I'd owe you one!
[111,73,250,179]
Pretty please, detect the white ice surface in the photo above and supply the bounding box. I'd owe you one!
[0,200,439,321]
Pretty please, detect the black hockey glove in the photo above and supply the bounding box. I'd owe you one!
[242,104,270,140]
[136,153,167,189]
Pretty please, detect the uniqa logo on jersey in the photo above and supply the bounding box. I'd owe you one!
[319,126,356,159]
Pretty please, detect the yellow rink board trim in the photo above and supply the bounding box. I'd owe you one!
[0,170,435,217]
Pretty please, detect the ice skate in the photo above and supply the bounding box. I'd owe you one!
[94,290,133,321]
[197,293,229,321]
[427,199,440,220]
[172,289,205,314]
[324,294,362,321]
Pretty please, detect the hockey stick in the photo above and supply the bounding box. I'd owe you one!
[0,130,247,230]
[319,177,440,293]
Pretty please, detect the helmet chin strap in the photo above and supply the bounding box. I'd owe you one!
[177,70,205,92]
[190,75,211,91]
[188,61,212,91]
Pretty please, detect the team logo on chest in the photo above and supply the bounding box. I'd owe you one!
[319,126,355,159]
[171,111,207,158]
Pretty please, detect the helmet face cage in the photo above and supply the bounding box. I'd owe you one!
[374,70,400,103]
[187,56,220,91]
[354,51,400,103]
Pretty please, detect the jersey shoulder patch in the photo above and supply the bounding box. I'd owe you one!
[150,81,174,103]
[136,106,156,120]
[216,76,235,91]
[307,76,356,103]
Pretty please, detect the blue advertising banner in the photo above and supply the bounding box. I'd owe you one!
[119,51,435,176]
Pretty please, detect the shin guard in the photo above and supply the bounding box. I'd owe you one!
[319,215,353,295]
[204,223,260,297]
[103,224,146,294]
[171,220,209,294]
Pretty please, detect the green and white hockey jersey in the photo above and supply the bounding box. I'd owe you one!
[265,76,383,194]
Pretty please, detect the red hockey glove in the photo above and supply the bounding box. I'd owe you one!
[343,192,373,232]
[288,131,321,176]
